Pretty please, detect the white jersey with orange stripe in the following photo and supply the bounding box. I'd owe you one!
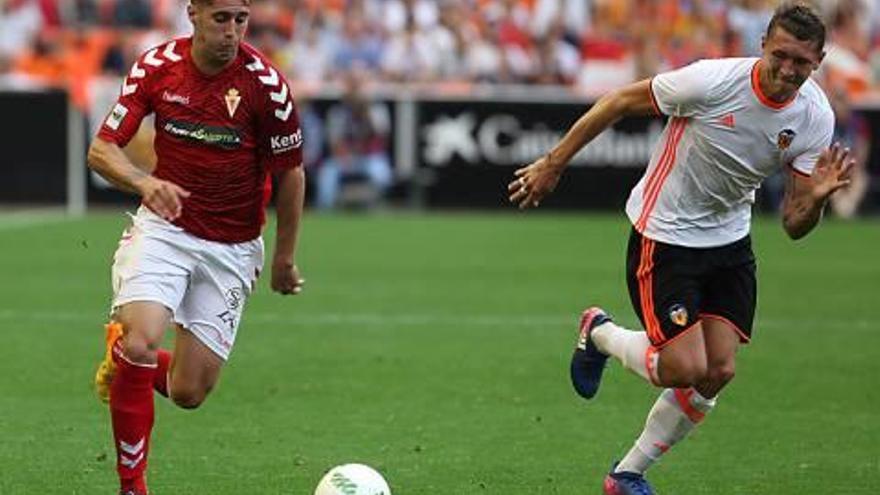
[625,57,834,248]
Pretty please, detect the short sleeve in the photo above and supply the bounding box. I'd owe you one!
[790,105,835,176]
[256,77,303,173]
[651,60,716,117]
[96,59,153,147]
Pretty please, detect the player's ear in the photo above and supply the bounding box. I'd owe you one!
[815,50,825,69]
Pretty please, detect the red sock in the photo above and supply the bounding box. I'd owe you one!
[110,348,155,494]
[154,349,171,398]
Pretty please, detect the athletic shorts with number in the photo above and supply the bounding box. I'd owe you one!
[111,206,264,360]
[625,227,756,348]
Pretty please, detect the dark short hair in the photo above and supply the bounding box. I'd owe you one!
[766,2,826,52]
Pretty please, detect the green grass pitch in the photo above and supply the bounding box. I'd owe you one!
[0,211,877,494]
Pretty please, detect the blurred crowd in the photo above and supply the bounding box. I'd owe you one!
[1,0,879,103]
[0,0,875,213]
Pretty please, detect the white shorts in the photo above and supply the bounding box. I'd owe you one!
[111,206,264,360]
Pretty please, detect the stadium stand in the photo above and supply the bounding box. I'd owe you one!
[0,0,876,212]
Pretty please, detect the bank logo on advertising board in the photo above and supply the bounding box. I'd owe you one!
[421,111,662,168]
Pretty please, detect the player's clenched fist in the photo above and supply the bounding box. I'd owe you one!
[271,260,305,296]
[136,176,191,221]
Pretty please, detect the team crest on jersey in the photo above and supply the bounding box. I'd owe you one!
[225,88,241,118]
[668,304,689,327]
[777,129,796,150]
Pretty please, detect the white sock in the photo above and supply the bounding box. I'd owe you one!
[591,321,659,385]
[615,388,717,474]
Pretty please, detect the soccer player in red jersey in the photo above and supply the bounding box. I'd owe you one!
[87,1,304,493]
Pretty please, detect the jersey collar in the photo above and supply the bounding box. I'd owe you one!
[751,60,797,110]
[186,38,245,80]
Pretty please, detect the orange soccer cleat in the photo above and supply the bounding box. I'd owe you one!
[95,321,125,403]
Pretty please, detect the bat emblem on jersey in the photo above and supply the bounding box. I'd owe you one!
[668,304,689,327]
[225,88,241,118]
[776,129,796,150]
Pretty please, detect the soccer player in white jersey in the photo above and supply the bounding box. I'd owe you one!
[508,3,853,494]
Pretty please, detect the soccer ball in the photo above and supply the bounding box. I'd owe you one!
[314,463,391,495]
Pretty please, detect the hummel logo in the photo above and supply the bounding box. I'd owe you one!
[717,113,735,128]
[121,62,144,96]
[120,438,144,455]
[245,56,265,72]
[275,101,293,121]
[143,48,163,67]
[120,42,180,98]
[120,452,144,469]
[245,55,292,121]
[162,91,189,105]
[258,67,279,87]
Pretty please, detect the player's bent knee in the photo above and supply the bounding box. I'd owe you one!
[660,358,708,388]
[170,388,207,409]
[707,362,736,387]
[121,336,158,364]
[172,397,204,410]
[169,379,215,410]
[114,317,164,364]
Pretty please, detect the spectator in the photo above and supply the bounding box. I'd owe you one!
[11,29,65,88]
[495,0,538,81]
[382,17,438,82]
[821,0,872,97]
[577,19,635,95]
[379,0,439,35]
[531,0,592,41]
[0,0,44,61]
[284,16,334,84]
[533,19,580,85]
[331,12,384,77]
[727,0,773,56]
[113,0,153,28]
[157,0,193,37]
[464,22,506,84]
[59,0,101,27]
[298,98,326,172]
[424,2,467,81]
[317,70,393,209]
[826,82,871,218]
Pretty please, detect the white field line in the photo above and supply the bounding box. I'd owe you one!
[0,309,871,330]
[0,309,567,327]
[0,210,70,231]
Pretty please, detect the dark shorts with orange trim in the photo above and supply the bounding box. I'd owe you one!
[625,228,756,347]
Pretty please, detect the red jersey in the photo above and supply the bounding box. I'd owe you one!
[98,38,302,243]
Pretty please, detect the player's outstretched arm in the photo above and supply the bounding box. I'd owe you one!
[271,166,306,296]
[782,142,855,240]
[508,79,656,209]
[87,137,190,221]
